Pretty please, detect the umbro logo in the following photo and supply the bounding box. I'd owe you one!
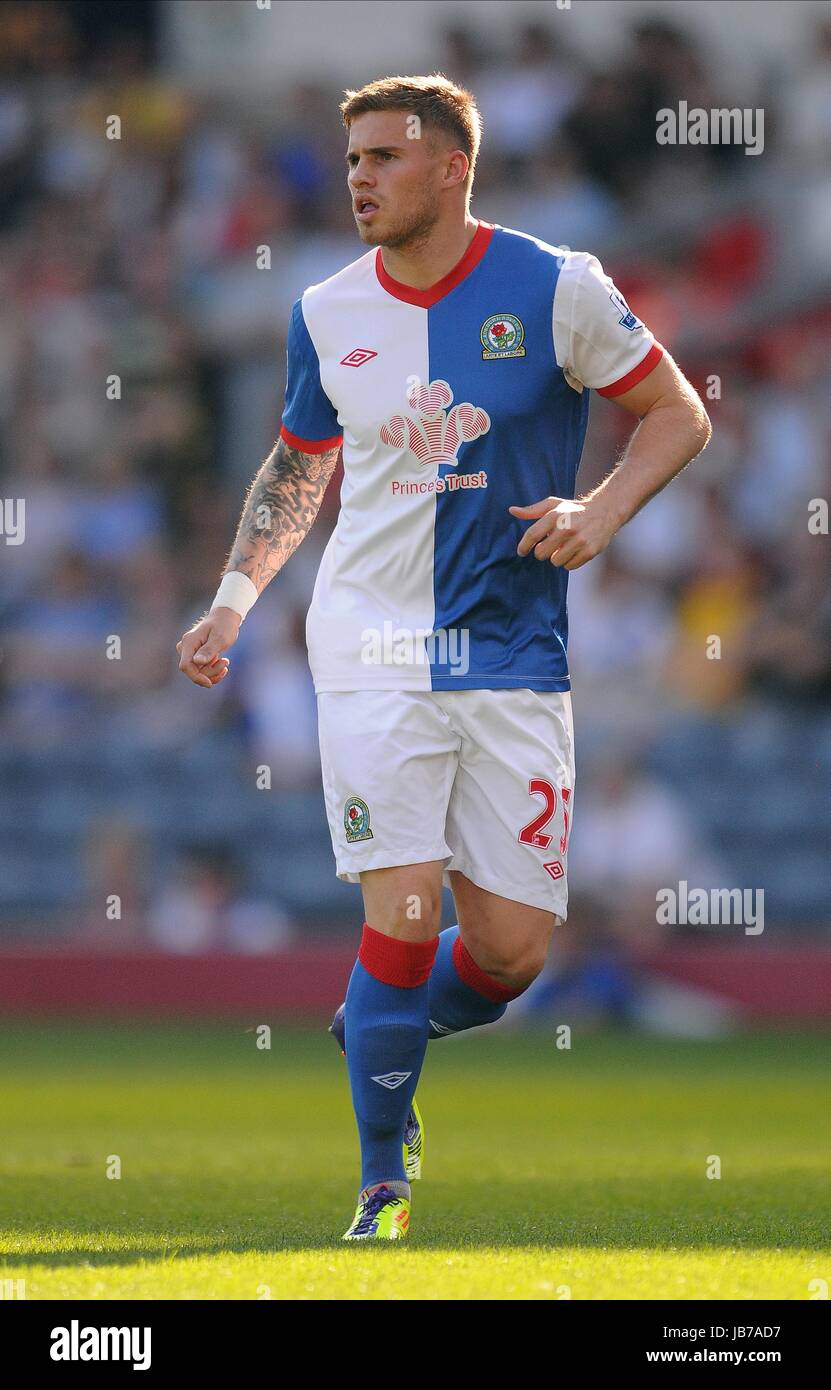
[340,348,377,367]
[371,1071,412,1089]
[543,861,564,880]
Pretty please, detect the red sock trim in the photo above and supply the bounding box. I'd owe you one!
[358,922,438,988]
[452,935,526,1003]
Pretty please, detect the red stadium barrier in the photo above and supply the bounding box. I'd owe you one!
[0,945,829,1020]
[631,945,831,1021]
[0,948,357,1018]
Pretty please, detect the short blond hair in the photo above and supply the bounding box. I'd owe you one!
[340,73,482,193]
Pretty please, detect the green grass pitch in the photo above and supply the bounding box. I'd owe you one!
[1,1020,829,1300]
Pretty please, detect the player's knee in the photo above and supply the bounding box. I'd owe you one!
[480,941,548,992]
[371,903,442,938]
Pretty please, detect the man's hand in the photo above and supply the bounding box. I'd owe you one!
[509,496,617,571]
[176,607,240,688]
[176,435,340,688]
[510,354,712,572]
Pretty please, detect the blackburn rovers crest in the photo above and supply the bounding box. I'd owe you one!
[344,796,373,843]
[480,313,526,359]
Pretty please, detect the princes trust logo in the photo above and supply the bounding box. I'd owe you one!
[381,379,490,468]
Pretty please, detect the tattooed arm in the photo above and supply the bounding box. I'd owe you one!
[224,436,341,592]
[177,437,340,688]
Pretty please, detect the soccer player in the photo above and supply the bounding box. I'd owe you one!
[177,75,711,1241]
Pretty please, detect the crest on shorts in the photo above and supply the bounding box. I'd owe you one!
[344,796,374,843]
[480,313,526,359]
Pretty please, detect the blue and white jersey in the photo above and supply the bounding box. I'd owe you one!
[280,220,662,692]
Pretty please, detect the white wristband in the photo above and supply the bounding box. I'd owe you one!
[210,571,259,622]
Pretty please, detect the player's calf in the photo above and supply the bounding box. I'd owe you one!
[344,923,438,1196]
[425,925,534,1041]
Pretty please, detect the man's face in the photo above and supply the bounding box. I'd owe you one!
[346,110,453,249]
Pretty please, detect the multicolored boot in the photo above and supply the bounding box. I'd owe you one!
[342,1184,411,1241]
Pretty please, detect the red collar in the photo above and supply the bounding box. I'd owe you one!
[375,220,494,307]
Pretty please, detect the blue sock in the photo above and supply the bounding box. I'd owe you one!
[345,925,438,1194]
[427,925,511,1039]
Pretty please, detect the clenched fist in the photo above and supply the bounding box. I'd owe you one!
[176,607,241,688]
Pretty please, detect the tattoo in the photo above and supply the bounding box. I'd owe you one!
[225,437,340,592]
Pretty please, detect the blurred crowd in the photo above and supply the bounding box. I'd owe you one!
[1,2,830,953]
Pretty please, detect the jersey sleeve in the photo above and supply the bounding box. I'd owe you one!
[553,251,663,396]
[279,297,343,452]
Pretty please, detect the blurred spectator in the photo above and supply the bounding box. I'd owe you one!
[736,531,831,707]
[440,25,491,88]
[146,846,293,954]
[509,907,740,1038]
[1,4,829,943]
[5,548,126,741]
[474,23,581,176]
[237,604,321,788]
[784,19,831,164]
[567,551,677,727]
[567,753,726,937]
[76,814,148,950]
[477,143,616,248]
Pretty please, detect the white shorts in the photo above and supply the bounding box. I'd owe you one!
[316,687,575,919]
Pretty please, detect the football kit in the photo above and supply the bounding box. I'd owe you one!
[280,220,662,916]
